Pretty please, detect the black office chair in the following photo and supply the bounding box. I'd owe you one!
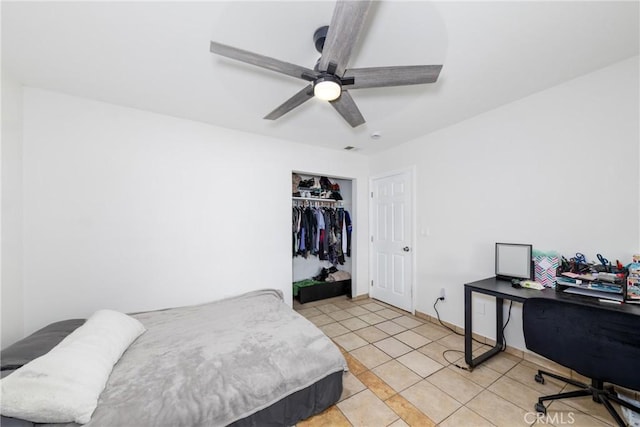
[523,297,640,426]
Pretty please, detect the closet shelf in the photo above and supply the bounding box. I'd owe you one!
[292,196,339,203]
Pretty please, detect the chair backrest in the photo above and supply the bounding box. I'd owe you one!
[523,297,640,390]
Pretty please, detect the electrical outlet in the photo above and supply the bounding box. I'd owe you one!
[475,301,486,315]
[439,288,446,301]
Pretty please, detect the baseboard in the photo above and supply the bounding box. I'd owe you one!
[350,293,370,302]
[413,309,599,381]
[414,309,525,358]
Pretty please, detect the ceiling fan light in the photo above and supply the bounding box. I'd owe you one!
[314,77,341,101]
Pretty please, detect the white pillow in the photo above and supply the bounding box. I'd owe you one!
[0,309,146,424]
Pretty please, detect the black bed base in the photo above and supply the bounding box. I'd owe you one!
[297,280,352,304]
[229,370,343,427]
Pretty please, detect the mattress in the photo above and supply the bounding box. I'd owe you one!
[1,289,346,426]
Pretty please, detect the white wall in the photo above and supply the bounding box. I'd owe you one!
[1,72,25,349]
[369,57,639,350]
[20,88,369,336]
[10,57,639,348]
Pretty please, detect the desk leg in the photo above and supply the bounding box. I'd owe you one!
[464,286,473,367]
[466,292,506,370]
[495,297,504,349]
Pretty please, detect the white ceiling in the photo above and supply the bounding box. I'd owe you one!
[2,1,638,154]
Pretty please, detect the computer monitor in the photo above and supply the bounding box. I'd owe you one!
[495,243,533,281]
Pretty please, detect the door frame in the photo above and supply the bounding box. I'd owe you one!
[368,166,416,314]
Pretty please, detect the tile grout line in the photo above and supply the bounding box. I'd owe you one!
[349,347,516,427]
[342,339,484,426]
[352,362,437,426]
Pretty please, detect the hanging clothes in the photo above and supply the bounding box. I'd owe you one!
[305,207,317,257]
[336,208,345,265]
[292,207,299,256]
[345,210,352,257]
[292,204,353,265]
[315,208,325,257]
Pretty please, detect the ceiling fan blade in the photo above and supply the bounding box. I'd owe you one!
[210,41,318,81]
[345,65,443,89]
[264,85,314,120]
[317,0,372,76]
[330,91,365,128]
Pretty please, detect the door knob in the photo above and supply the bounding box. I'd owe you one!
[403,246,410,252]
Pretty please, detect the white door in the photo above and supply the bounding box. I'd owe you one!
[370,170,413,312]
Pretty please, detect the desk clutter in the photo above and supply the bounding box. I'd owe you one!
[494,243,638,302]
[550,252,639,303]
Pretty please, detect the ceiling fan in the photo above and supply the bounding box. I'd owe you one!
[209,1,442,128]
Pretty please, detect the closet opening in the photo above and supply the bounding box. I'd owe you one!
[292,171,355,304]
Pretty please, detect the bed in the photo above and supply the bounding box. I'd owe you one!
[1,289,347,426]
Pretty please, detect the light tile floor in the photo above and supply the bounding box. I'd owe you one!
[294,295,627,427]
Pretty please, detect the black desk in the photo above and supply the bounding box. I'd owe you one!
[464,277,640,369]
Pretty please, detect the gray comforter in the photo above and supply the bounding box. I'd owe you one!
[79,289,346,426]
